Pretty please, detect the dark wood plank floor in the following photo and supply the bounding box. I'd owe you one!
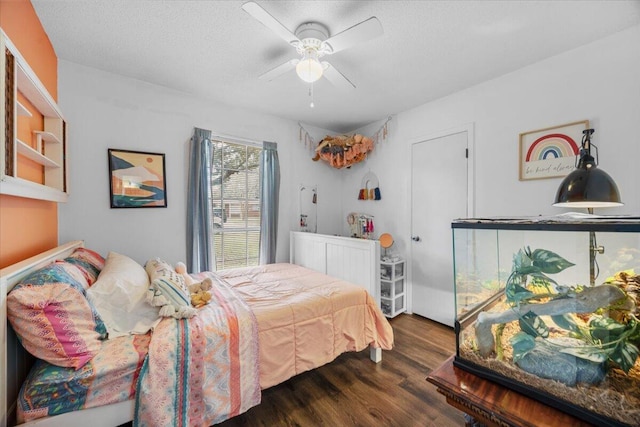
[218,313,465,426]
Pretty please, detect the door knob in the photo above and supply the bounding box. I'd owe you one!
[412,236,421,242]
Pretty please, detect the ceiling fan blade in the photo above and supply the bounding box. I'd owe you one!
[322,62,356,90]
[242,1,300,46]
[323,17,383,54]
[259,59,299,81]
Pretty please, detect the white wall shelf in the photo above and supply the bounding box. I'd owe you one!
[1,29,68,201]
[16,140,61,168]
[16,101,32,117]
[0,175,68,203]
[33,130,61,145]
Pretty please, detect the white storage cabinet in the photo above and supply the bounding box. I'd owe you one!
[380,258,406,318]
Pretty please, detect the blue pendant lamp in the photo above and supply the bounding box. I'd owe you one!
[553,128,623,209]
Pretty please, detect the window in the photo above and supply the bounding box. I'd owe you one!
[211,139,261,270]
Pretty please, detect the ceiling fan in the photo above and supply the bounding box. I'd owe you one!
[242,1,383,89]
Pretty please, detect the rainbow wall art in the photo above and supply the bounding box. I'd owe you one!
[525,133,579,161]
[519,121,588,180]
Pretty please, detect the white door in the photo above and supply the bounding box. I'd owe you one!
[410,128,471,326]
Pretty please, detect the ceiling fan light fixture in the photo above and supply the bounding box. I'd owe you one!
[243,3,382,89]
[296,49,323,83]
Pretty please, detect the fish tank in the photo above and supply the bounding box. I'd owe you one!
[452,216,640,426]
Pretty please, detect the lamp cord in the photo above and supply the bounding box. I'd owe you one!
[578,128,598,167]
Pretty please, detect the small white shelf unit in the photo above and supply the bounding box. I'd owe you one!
[380,258,406,318]
[1,29,68,202]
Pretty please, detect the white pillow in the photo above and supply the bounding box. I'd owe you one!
[87,252,161,338]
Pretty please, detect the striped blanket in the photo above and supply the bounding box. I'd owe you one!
[134,274,260,427]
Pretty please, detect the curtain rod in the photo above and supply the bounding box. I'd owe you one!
[210,132,263,148]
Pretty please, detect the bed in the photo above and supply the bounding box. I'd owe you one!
[1,241,393,427]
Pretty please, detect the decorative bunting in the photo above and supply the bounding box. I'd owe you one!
[298,115,393,156]
[369,116,392,146]
[299,125,314,150]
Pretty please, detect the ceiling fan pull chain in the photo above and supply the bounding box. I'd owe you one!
[309,83,315,108]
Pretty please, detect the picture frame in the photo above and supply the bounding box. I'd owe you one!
[108,148,167,208]
[519,120,589,181]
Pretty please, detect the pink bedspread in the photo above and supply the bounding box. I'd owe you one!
[207,263,394,389]
[134,276,260,427]
[18,263,392,425]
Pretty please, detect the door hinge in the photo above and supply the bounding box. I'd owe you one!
[465,148,469,158]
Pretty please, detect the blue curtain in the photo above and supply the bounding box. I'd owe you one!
[187,127,215,272]
[259,141,280,264]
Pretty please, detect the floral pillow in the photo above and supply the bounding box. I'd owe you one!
[145,258,196,319]
[7,262,107,369]
[63,247,106,286]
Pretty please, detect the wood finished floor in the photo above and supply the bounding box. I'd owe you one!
[218,313,465,426]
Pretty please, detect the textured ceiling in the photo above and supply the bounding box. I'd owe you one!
[32,0,640,133]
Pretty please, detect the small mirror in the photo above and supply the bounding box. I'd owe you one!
[299,184,317,233]
[380,233,394,260]
[379,233,393,249]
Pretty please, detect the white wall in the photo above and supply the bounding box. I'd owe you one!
[59,25,639,269]
[340,25,640,259]
[289,123,344,237]
[57,61,341,266]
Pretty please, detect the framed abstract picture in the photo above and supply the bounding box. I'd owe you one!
[108,149,167,208]
[519,120,589,181]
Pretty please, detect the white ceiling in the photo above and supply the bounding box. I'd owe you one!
[32,0,640,133]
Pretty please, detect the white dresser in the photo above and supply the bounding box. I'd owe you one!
[290,232,380,304]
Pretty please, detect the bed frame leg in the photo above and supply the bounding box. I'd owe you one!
[369,346,382,363]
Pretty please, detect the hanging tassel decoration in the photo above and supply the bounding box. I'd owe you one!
[374,187,381,200]
[369,189,375,200]
[358,189,365,200]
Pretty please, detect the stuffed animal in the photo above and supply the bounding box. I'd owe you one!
[175,262,213,308]
[175,262,195,287]
[188,278,213,308]
[145,258,196,319]
[312,134,374,168]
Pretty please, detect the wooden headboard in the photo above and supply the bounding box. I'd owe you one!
[1,241,84,427]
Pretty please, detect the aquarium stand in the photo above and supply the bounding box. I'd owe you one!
[452,356,626,427]
[429,356,594,427]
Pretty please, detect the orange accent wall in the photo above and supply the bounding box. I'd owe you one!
[0,195,58,266]
[0,0,59,268]
[0,0,57,99]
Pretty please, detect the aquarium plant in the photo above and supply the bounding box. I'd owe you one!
[474,247,640,376]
